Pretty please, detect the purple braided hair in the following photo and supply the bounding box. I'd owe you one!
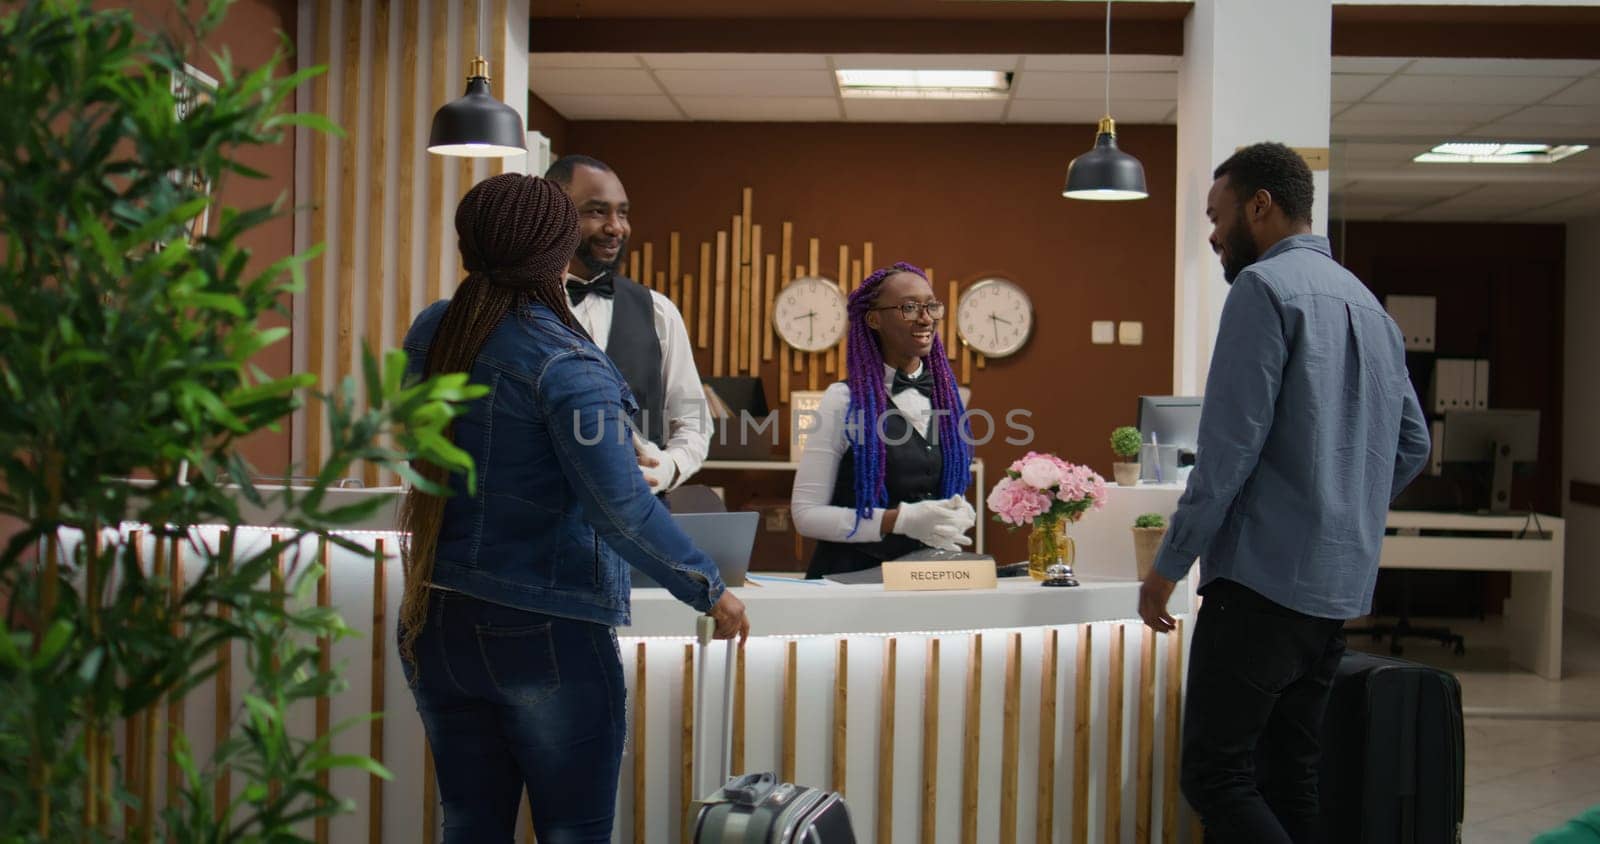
[843,262,973,535]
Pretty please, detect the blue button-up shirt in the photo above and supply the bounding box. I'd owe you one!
[1152,234,1431,619]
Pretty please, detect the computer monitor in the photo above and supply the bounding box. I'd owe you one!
[1441,409,1539,513]
[1136,396,1203,482]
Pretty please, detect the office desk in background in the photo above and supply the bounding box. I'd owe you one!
[1381,511,1564,680]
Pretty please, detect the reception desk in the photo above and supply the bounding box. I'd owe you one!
[87,488,1200,844]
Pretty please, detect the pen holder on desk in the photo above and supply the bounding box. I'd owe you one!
[1140,443,1181,483]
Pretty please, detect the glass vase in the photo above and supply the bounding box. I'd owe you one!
[1027,516,1076,582]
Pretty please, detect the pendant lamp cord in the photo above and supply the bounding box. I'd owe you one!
[479,0,486,58]
[1100,0,1113,118]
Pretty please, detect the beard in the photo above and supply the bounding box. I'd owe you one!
[1221,211,1258,283]
[576,235,629,276]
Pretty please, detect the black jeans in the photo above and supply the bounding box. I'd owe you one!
[403,591,626,843]
[1181,579,1346,844]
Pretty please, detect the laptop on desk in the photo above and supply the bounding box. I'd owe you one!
[630,511,759,588]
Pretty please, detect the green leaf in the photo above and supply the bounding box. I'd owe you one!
[31,619,76,669]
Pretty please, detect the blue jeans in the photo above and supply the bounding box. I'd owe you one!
[403,590,626,843]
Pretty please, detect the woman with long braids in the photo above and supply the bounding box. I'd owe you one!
[790,261,977,578]
[397,174,749,842]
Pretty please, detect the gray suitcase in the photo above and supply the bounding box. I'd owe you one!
[689,618,856,843]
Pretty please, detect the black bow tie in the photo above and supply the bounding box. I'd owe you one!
[891,368,933,399]
[566,274,615,306]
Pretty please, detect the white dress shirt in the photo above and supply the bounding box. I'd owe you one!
[566,271,712,490]
[790,363,932,543]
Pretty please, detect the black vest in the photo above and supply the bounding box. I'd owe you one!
[806,406,943,579]
[602,274,667,448]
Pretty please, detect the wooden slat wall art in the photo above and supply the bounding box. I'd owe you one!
[1000,632,1022,844]
[733,642,747,775]
[832,639,849,793]
[1073,626,1093,844]
[296,0,522,479]
[876,638,898,844]
[369,538,388,844]
[1106,624,1128,844]
[361,0,389,488]
[729,214,742,377]
[633,642,647,844]
[1035,628,1059,844]
[961,633,982,844]
[921,638,941,844]
[679,644,695,844]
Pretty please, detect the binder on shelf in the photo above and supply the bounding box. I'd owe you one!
[1473,360,1490,409]
[1384,295,1436,352]
[1429,419,1444,476]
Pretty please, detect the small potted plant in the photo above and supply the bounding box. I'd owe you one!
[1132,512,1168,579]
[1110,425,1142,487]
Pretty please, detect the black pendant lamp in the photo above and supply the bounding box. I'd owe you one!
[1063,0,1148,201]
[427,2,525,158]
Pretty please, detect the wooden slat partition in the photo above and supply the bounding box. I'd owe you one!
[1137,626,1158,841]
[632,642,647,844]
[921,638,941,844]
[1000,632,1022,844]
[749,225,763,376]
[425,0,447,305]
[393,0,419,361]
[361,0,389,487]
[214,529,234,813]
[1163,619,1186,844]
[306,0,332,469]
[782,640,798,782]
[961,634,982,844]
[1036,628,1059,844]
[1107,625,1127,843]
[315,535,333,843]
[680,644,694,843]
[713,231,727,377]
[369,538,387,844]
[732,641,747,775]
[876,637,898,843]
[166,539,185,812]
[124,532,146,834]
[729,215,743,376]
[456,0,478,225]
[763,253,777,361]
[832,639,848,793]
[1072,626,1092,844]
[334,0,361,419]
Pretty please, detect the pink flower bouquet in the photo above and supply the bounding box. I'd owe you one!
[986,451,1109,528]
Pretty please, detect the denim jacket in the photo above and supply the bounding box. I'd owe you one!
[403,300,725,627]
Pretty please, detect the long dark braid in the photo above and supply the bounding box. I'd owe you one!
[842,262,971,535]
[398,173,579,666]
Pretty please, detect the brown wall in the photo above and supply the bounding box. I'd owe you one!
[118,0,300,476]
[564,120,1177,567]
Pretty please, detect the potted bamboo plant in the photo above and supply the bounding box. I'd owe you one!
[0,1,482,837]
[1132,513,1168,579]
[1110,425,1143,487]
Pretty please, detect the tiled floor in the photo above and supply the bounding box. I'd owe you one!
[1344,615,1600,843]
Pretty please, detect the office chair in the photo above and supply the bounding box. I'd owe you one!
[1345,569,1466,656]
[665,484,726,514]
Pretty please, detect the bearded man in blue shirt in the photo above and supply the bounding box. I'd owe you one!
[1138,142,1432,843]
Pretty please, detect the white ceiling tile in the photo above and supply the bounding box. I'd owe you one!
[530,68,660,96]
[1012,71,1176,101]
[654,69,836,97]
[1334,142,1434,164]
[1329,202,1420,221]
[1005,98,1171,124]
[530,52,640,70]
[1498,104,1600,125]
[1332,119,1475,139]
[537,94,683,121]
[675,97,841,122]
[1332,74,1390,103]
[1404,58,1600,78]
[1338,181,1471,200]
[834,54,1021,71]
[1544,78,1600,107]
[640,53,829,70]
[1368,75,1575,106]
[1020,54,1180,73]
[1337,102,1518,124]
[1463,121,1600,142]
[842,99,1008,123]
[1331,57,1411,75]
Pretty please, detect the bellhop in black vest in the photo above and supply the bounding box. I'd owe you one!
[807,409,944,579]
[568,272,668,448]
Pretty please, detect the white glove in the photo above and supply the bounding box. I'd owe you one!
[893,496,975,551]
[632,432,678,491]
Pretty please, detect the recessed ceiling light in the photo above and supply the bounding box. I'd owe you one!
[836,69,1012,100]
[1414,142,1588,165]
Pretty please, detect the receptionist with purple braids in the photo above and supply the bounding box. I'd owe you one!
[790,262,977,578]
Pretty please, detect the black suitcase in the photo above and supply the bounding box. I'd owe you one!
[1317,650,1465,844]
[689,617,856,843]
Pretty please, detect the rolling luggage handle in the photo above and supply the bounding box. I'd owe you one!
[694,614,739,798]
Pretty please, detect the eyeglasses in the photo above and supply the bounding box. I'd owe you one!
[871,301,947,321]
